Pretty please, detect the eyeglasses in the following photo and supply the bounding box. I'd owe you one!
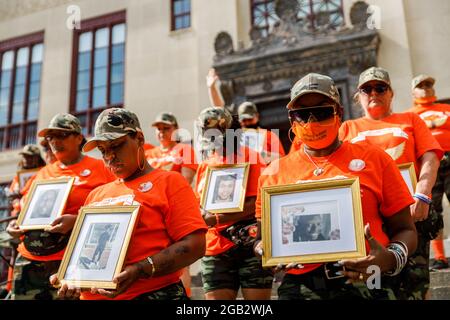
[359,84,389,95]
[44,131,73,141]
[288,105,336,123]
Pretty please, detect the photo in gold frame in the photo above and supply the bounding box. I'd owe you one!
[397,162,417,195]
[17,167,41,191]
[56,205,140,290]
[17,177,75,230]
[200,163,250,214]
[261,178,366,267]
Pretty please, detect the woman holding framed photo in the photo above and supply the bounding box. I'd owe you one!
[254,73,418,300]
[50,108,207,300]
[195,107,273,300]
[6,113,115,300]
[339,67,443,299]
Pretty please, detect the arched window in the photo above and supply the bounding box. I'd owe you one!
[250,0,344,36]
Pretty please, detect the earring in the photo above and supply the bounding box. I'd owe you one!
[288,126,294,144]
[137,147,145,171]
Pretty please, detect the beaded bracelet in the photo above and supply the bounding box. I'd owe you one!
[413,193,432,205]
[385,242,408,276]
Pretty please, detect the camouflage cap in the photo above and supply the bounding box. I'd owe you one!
[38,113,82,137]
[19,144,41,156]
[151,112,178,127]
[83,108,142,152]
[197,107,232,132]
[358,67,391,88]
[411,74,435,90]
[238,102,258,121]
[287,73,340,109]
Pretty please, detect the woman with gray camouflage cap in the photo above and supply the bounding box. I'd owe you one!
[340,67,443,299]
[50,108,207,300]
[195,107,273,300]
[7,113,115,299]
[254,73,417,300]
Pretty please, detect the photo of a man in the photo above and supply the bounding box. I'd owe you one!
[29,189,59,219]
[212,174,237,204]
[293,214,334,242]
[77,223,118,270]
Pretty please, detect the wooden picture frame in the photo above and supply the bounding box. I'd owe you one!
[17,167,41,191]
[200,163,250,214]
[17,177,75,230]
[56,205,140,290]
[261,178,366,266]
[397,162,417,195]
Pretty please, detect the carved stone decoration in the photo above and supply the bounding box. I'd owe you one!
[262,80,273,93]
[274,0,299,22]
[316,11,331,30]
[249,26,263,45]
[350,1,370,29]
[214,32,234,57]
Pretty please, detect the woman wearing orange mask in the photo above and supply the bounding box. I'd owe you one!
[340,67,443,299]
[254,73,417,300]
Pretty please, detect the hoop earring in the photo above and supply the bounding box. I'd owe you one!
[288,126,294,144]
[137,147,145,171]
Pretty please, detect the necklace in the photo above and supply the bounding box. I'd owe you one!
[303,143,341,176]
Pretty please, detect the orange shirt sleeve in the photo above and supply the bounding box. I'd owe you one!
[410,112,444,160]
[179,143,198,171]
[164,173,207,241]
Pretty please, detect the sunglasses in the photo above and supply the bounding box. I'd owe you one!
[44,131,73,141]
[359,84,389,95]
[288,105,336,123]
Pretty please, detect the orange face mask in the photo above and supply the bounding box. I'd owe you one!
[292,115,341,150]
[414,96,437,105]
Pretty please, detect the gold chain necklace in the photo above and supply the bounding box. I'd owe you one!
[302,143,341,176]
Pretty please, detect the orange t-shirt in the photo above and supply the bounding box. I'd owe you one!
[17,156,115,262]
[145,143,197,172]
[195,146,266,256]
[289,136,302,154]
[339,113,443,176]
[256,141,414,275]
[408,103,450,151]
[80,169,207,300]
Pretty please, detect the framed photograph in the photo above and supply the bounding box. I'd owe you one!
[397,162,417,195]
[17,177,75,230]
[241,129,265,153]
[200,164,250,213]
[261,178,366,267]
[56,205,140,289]
[17,167,41,190]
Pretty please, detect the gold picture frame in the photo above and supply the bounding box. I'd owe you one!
[397,162,417,195]
[200,163,250,214]
[56,205,140,290]
[17,167,42,190]
[261,178,366,267]
[17,177,75,231]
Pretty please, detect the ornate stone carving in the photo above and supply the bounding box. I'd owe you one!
[274,0,299,22]
[350,1,370,29]
[214,32,234,57]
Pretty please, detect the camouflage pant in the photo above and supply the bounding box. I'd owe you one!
[11,254,59,300]
[201,245,273,293]
[134,281,189,300]
[393,231,430,300]
[278,265,397,300]
[431,152,450,215]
